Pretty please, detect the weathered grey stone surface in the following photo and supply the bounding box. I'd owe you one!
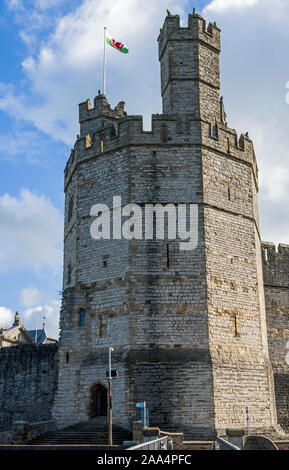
[262,242,289,431]
[52,12,285,439]
[243,435,278,450]
[0,345,58,431]
[0,11,288,441]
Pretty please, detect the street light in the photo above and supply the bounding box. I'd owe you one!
[108,347,114,446]
[245,406,250,436]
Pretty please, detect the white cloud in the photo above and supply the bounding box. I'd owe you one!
[6,0,22,9]
[1,0,289,248]
[0,0,187,144]
[0,124,64,164]
[23,300,60,338]
[20,287,42,308]
[203,0,289,245]
[0,306,14,328]
[0,300,60,338]
[6,0,72,50]
[285,82,289,105]
[205,0,259,12]
[0,189,63,273]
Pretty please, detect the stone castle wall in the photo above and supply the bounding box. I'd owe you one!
[0,344,58,431]
[262,242,289,431]
[201,133,276,431]
[54,125,216,435]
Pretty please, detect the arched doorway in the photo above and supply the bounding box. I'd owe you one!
[89,383,107,418]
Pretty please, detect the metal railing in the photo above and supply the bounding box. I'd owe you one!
[216,436,240,450]
[126,436,168,450]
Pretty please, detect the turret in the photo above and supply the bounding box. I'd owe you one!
[158,11,221,117]
[78,92,126,137]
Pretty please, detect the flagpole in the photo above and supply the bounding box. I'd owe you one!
[103,26,107,96]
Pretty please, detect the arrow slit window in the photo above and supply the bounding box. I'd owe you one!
[79,309,86,327]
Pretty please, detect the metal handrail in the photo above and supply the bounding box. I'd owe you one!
[216,436,240,450]
[126,436,168,450]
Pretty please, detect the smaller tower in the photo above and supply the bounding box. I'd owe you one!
[158,12,221,119]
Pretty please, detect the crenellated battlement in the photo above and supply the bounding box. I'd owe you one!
[158,11,221,60]
[79,93,126,122]
[78,93,126,138]
[64,109,257,190]
[204,119,257,176]
[262,242,289,288]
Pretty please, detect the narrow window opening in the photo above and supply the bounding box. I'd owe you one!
[233,314,239,337]
[66,352,70,363]
[226,137,230,153]
[212,122,218,139]
[228,187,231,201]
[99,315,107,337]
[100,138,104,153]
[68,198,73,222]
[153,212,157,239]
[67,262,72,285]
[265,249,268,262]
[161,125,168,143]
[79,309,86,327]
[110,124,117,137]
[167,243,170,269]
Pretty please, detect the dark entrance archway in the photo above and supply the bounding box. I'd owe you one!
[89,383,107,418]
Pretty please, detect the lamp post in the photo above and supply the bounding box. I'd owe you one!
[108,347,114,445]
[245,406,250,436]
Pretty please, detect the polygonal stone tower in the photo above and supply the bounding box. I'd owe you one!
[53,12,278,438]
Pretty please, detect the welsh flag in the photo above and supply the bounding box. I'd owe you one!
[106,31,129,54]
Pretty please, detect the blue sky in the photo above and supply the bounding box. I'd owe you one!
[0,0,289,337]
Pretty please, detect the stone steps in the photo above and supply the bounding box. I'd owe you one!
[27,419,132,446]
[0,445,121,451]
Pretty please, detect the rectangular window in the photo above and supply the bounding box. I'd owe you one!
[79,309,86,327]
[211,122,218,139]
[226,137,230,154]
[233,314,240,337]
[161,125,168,143]
[99,315,107,337]
[167,243,170,269]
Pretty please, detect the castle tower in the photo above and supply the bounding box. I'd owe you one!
[53,12,278,438]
